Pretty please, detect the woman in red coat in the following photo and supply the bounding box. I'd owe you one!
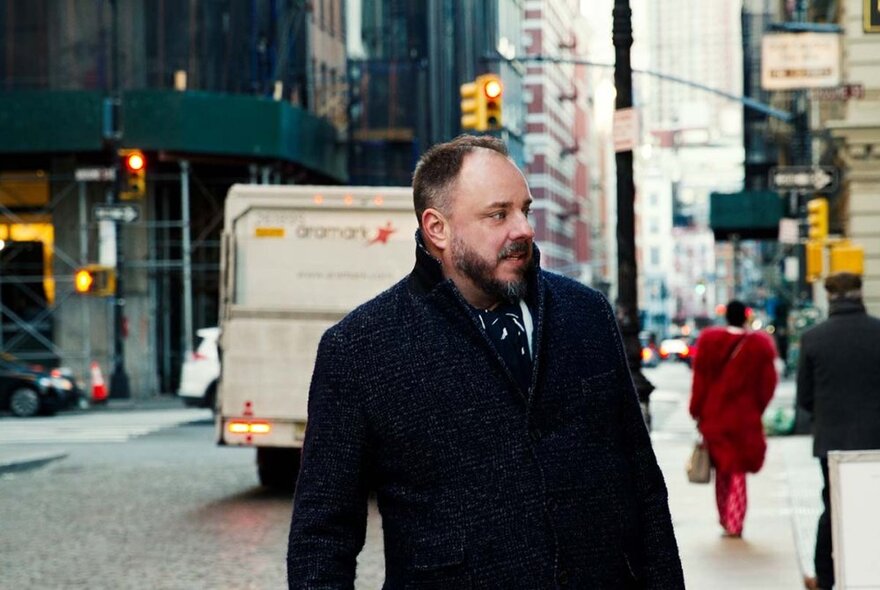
[689,300,778,537]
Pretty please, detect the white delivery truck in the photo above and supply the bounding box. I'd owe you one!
[217,184,417,489]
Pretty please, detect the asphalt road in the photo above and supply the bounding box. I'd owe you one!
[0,413,385,590]
[0,365,693,589]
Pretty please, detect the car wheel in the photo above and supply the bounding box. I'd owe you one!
[10,387,41,417]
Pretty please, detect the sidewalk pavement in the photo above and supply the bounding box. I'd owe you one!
[653,377,823,589]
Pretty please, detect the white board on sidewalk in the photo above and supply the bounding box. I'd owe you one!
[829,450,880,589]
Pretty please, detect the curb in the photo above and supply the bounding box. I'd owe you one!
[0,451,68,475]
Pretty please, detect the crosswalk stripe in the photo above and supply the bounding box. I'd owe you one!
[0,409,211,444]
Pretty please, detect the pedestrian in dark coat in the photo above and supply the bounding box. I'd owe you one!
[287,135,684,589]
[690,301,777,537]
[798,273,880,590]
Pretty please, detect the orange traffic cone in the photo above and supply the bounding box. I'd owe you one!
[90,361,108,404]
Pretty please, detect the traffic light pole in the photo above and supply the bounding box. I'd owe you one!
[108,0,130,399]
[613,0,654,425]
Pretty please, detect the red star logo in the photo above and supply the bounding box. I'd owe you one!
[368,222,397,245]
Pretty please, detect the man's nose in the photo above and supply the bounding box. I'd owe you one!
[511,211,535,241]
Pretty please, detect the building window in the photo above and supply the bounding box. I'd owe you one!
[650,247,660,266]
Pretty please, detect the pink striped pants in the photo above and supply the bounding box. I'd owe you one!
[715,470,747,536]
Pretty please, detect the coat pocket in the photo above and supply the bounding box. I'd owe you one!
[405,532,471,589]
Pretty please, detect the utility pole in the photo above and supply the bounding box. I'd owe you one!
[613,0,654,424]
[108,0,131,398]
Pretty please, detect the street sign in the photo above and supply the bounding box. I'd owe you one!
[75,167,116,182]
[93,203,141,223]
[809,83,866,101]
[769,166,839,192]
[613,108,639,153]
[778,218,800,244]
[761,33,841,90]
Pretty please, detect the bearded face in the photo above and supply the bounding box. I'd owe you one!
[451,235,533,305]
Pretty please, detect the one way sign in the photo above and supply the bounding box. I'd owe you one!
[769,166,838,193]
[93,203,141,223]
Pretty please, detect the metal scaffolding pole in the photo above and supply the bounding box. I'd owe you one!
[180,161,194,356]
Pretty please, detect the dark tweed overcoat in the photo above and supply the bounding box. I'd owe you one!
[288,242,684,589]
[797,299,880,458]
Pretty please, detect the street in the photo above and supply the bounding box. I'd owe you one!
[0,407,387,590]
[0,363,817,589]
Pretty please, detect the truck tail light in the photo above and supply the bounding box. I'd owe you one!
[228,420,271,434]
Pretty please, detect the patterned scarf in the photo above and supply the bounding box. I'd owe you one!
[475,300,533,394]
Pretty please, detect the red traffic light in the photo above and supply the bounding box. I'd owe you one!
[125,151,146,172]
[74,269,94,293]
[483,79,502,99]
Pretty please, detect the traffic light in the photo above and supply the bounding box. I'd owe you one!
[805,241,823,283]
[807,198,828,241]
[479,73,503,130]
[119,149,146,200]
[74,265,116,296]
[460,79,483,131]
[830,240,864,275]
[459,74,503,131]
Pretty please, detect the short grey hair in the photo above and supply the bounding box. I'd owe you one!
[411,134,509,225]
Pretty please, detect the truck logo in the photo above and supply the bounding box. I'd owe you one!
[367,222,397,246]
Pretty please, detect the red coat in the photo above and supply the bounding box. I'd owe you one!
[689,327,777,473]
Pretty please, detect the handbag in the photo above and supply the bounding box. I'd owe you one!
[686,335,747,484]
[686,439,712,484]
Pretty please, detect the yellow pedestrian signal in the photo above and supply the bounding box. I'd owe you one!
[460,74,503,131]
[830,240,864,275]
[74,265,116,296]
[807,198,828,241]
[805,241,824,283]
[119,149,146,200]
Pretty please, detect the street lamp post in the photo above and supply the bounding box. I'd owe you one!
[108,0,131,399]
[613,0,654,423]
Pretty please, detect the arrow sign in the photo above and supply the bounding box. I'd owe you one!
[769,165,838,192]
[93,203,141,223]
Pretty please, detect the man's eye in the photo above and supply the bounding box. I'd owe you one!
[491,211,506,220]
[524,208,532,217]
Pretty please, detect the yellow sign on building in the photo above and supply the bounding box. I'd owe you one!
[0,171,50,207]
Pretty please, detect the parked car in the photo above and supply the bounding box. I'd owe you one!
[178,327,220,410]
[0,353,81,417]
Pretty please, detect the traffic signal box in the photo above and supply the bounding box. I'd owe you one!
[803,196,865,282]
[74,265,116,296]
[460,74,503,132]
[481,74,503,130]
[829,240,864,275]
[806,241,824,283]
[805,198,829,283]
[807,198,828,241]
[119,149,146,200]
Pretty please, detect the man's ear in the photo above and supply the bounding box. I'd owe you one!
[421,208,450,252]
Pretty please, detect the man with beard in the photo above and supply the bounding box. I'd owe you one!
[288,135,684,589]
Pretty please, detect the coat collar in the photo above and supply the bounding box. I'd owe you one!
[829,298,866,316]
[407,230,545,403]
